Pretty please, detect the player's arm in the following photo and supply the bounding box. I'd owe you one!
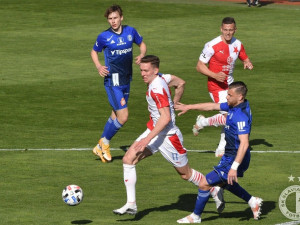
[134,106,171,151]
[168,75,186,104]
[135,41,147,65]
[227,134,249,185]
[175,102,221,116]
[90,49,109,77]
[196,60,227,83]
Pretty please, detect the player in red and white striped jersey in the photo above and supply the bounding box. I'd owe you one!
[113,55,224,216]
[194,17,253,157]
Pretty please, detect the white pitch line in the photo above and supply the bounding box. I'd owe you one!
[0,148,300,153]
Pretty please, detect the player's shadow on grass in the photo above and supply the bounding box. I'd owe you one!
[202,200,275,222]
[71,220,92,224]
[249,139,273,149]
[116,194,275,222]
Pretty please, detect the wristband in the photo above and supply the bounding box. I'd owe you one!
[231,161,240,170]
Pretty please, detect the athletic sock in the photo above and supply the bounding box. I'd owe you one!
[193,189,210,216]
[225,182,251,202]
[123,164,137,204]
[101,117,113,139]
[207,113,226,127]
[105,118,123,141]
[188,169,203,186]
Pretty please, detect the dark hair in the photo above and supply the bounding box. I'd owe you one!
[141,55,160,68]
[104,4,123,18]
[229,81,248,98]
[222,17,236,26]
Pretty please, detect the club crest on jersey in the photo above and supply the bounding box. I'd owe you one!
[227,56,234,65]
[120,98,126,106]
[127,35,133,42]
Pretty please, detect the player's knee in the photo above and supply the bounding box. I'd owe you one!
[180,173,190,181]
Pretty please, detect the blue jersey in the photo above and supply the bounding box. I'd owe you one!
[93,25,143,86]
[220,100,252,157]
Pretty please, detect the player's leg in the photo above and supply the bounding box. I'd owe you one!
[225,182,263,220]
[113,129,154,215]
[93,85,129,162]
[177,174,214,223]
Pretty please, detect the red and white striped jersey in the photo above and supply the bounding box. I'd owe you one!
[146,74,178,135]
[199,35,248,93]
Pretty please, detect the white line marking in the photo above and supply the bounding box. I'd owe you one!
[0,148,300,153]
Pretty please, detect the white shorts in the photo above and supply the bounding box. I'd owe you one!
[209,90,227,103]
[136,128,188,168]
[209,90,227,114]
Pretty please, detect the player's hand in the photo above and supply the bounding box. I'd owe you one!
[244,60,253,70]
[214,72,228,82]
[227,169,238,185]
[135,55,144,65]
[97,65,109,77]
[134,138,150,152]
[174,102,188,116]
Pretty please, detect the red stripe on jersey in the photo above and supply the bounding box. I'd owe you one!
[238,44,248,61]
[147,115,154,130]
[168,134,186,154]
[150,88,169,109]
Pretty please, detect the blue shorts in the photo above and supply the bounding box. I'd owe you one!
[104,84,130,111]
[206,151,251,186]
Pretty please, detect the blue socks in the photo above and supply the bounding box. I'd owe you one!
[193,189,210,216]
[101,117,123,141]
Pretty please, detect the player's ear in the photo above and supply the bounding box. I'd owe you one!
[120,16,124,21]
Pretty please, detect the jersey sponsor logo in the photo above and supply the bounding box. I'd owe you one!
[111,47,132,56]
[237,121,246,131]
[117,37,126,46]
[127,35,133,42]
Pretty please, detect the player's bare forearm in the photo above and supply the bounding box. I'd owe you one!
[175,102,221,116]
[196,60,227,82]
[144,107,171,142]
[168,75,185,104]
[135,41,147,64]
[234,134,249,164]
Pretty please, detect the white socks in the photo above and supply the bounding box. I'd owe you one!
[123,164,137,204]
[188,169,203,186]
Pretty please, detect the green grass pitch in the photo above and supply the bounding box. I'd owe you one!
[0,0,300,224]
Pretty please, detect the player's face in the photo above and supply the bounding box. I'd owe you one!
[226,88,242,107]
[221,23,236,44]
[107,11,123,33]
[140,63,159,84]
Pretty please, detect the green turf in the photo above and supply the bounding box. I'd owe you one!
[1,0,300,224]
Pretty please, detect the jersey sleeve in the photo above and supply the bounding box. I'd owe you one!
[150,87,170,109]
[93,34,105,52]
[161,74,171,84]
[234,114,251,135]
[199,42,214,64]
[132,27,143,45]
[220,102,229,112]
[238,44,248,61]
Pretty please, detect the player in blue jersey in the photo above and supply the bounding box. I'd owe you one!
[91,4,147,163]
[175,81,263,223]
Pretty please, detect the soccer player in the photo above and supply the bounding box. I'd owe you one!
[175,81,263,223]
[91,4,147,163]
[113,55,224,215]
[193,17,253,157]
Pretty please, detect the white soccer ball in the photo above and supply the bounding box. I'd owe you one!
[62,184,84,206]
